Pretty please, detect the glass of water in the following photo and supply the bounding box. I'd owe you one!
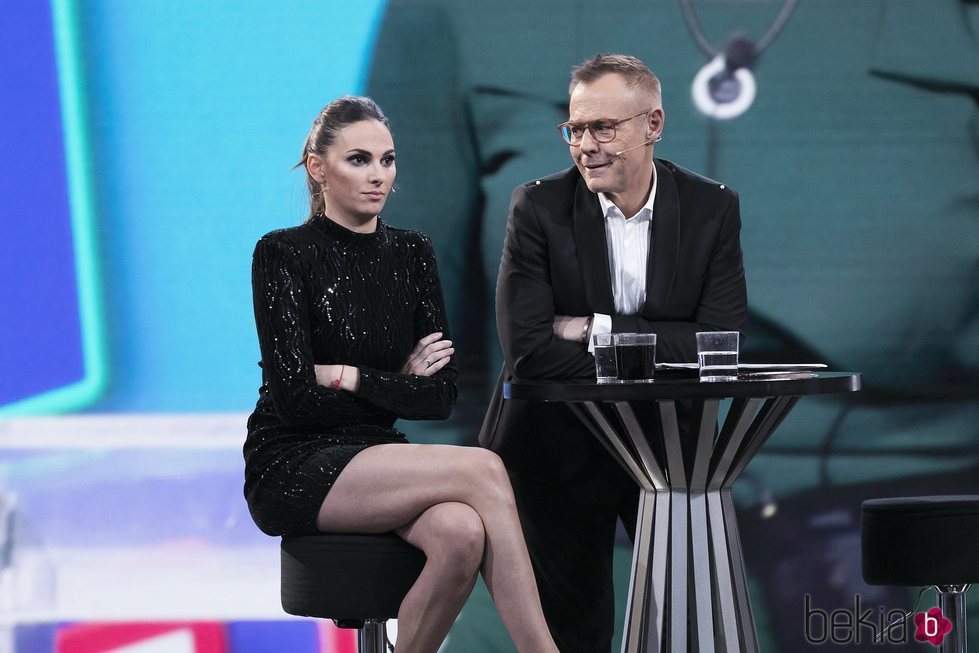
[593,333,617,383]
[696,331,739,382]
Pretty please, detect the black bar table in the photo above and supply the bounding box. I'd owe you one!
[504,370,861,653]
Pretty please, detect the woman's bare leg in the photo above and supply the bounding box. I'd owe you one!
[390,502,484,651]
[317,443,558,653]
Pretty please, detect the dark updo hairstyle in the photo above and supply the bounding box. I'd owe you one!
[298,95,390,219]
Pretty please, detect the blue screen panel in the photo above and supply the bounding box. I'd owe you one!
[0,0,104,414]
[226,621,321,653]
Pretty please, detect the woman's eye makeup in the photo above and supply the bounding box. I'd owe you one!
[344,151,395,166]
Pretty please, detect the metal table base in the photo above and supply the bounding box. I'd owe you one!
[568,395,798,653]
[505,372,861,653]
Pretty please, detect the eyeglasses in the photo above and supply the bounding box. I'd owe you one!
[557,109,653,145]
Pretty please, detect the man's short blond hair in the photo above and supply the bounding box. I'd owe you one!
[569,54,662,106]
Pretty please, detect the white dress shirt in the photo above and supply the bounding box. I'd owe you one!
[588,171,657,350]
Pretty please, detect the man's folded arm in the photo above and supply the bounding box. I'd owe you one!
[497,186,595,380]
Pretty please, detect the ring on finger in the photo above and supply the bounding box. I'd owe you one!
[424,357,432,366]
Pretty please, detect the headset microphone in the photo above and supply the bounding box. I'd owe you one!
[614,136,661,157]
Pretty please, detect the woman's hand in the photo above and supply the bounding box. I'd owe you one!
[314,364,361,393]
[400,331,454,376]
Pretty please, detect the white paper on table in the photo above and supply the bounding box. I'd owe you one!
[656,362,828,370]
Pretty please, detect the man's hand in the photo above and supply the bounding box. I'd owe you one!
[553,315,591,343]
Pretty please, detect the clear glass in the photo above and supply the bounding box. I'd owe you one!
[593,333,617,384]
[696,331,739,382]
[613,332,657,383]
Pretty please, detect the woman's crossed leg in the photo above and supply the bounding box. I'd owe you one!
[316,443,558,653]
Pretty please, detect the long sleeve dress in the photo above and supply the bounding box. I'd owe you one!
[243,213,457,536]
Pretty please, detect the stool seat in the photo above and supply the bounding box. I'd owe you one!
[862,495,979,586]
[281,532,427,622]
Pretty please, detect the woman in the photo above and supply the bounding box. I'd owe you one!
[243,96,559,653]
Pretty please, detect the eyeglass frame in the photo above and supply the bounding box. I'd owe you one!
[556,108,654,146]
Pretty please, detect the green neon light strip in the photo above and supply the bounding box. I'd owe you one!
[0,0,108,416]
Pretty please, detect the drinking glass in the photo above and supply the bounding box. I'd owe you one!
[593,333,617,383]
[613,333,657,383]
[696,331,739,382]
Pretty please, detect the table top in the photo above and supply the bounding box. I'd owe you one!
[504,370,861,402]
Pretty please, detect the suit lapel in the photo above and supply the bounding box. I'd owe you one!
[645,159,680,315]
[572,175,616,314]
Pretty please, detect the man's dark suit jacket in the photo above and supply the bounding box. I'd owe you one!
[479,158,748,463]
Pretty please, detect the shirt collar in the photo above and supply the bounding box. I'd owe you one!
[597,168,657,222]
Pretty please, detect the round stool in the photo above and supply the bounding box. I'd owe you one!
[281,533,427,653]
[862,496,979,653]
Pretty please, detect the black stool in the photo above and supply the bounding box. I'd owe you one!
[862,496,979,653]
[281,533,427,653]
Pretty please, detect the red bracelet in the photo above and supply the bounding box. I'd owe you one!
[330,365,344,390]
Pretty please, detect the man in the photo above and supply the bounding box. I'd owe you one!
[369,5,979,647]
[478,54,748,651]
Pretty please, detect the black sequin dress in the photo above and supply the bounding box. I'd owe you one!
[244,214,457,536]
